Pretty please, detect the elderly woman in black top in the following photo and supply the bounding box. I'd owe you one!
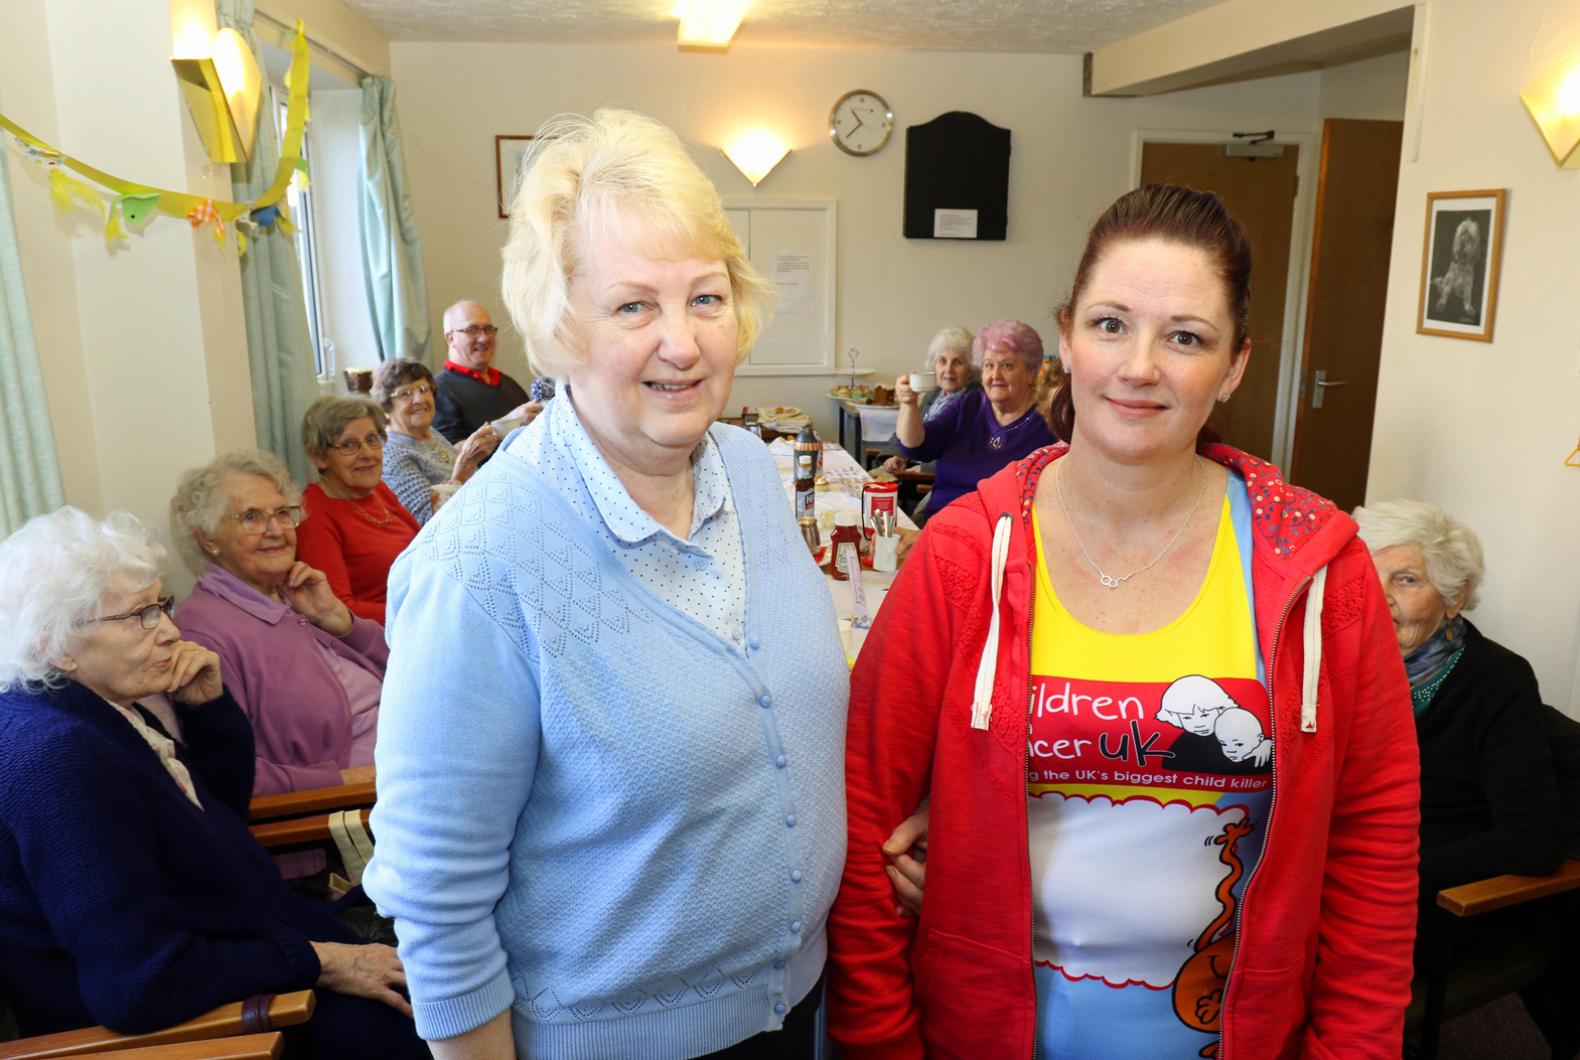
[1354,499,1562,900]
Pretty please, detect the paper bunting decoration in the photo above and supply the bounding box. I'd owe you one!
[49,169,104,219]
[0,20,311,253]
[118,193,161,228]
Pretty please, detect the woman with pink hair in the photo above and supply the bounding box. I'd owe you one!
[892,319,1056,519]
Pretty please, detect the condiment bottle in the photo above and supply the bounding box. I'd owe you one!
[798,515,821,557]
[795,424,821,479]
[828,510,861,581]
[742,406,762,438]
[794,451,816,521]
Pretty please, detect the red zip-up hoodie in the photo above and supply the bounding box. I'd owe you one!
[829,444,1419,1059]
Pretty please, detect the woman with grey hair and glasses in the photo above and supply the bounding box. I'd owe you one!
[170,450,387,878]
[294,395,420,623]
[1353,499,1562,902]
[0,508,425,1057]
[877,325,979,476]
[373,358,500,524]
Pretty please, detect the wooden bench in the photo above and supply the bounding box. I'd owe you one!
[0,992,312,1060]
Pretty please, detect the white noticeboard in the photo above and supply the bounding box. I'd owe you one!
[724,199,837,374]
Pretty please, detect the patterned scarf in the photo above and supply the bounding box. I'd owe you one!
[923,386,968,423]
[1404,614,1466,716]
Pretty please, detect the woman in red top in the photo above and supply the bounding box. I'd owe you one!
[294,396,419,624]
[828,186,1419,1059]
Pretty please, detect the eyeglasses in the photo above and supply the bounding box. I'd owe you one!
[91,596,175,631]
[392,383,435,402]
[225,505,305,534]
[326,433,384,455]
[450,324,498,338]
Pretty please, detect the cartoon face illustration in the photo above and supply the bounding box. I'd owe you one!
[1156,675,1239,735]
[1215,707,1271,765]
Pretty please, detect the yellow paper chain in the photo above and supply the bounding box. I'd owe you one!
[0,20,311,239]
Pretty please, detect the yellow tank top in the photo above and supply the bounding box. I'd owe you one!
[1026,489,1272,1060]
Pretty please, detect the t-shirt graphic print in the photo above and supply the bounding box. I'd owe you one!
[1027,484,1271,1060]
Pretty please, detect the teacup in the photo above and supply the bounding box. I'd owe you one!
[908,371,937,392]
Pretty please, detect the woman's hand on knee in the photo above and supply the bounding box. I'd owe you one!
[311,940,412,1018]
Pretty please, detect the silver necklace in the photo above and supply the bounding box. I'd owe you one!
[1055,457,1206,589]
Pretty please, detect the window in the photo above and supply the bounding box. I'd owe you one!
[275,93,331,379]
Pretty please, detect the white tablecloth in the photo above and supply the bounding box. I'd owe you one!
[767,439,914,661]
[855,404,900,444]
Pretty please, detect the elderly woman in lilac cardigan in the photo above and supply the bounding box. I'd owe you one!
[170,450,385,865]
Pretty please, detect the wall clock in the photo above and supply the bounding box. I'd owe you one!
[829,90,893,157]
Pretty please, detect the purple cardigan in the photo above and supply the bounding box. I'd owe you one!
[898,389,1056,513]
[174,565,387,797]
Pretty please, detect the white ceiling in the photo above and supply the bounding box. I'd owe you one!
[341,0,1226,54]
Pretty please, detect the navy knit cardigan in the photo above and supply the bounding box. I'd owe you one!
[0,681,353,1036]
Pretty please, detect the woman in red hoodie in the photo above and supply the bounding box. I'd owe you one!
[828,185,1419,1059]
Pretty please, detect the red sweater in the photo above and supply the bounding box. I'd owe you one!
[294,481,419,624]
[827,444,1420,1059]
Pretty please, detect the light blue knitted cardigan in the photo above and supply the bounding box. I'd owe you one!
[364,423,849,1057]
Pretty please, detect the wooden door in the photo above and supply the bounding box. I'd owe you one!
[1288,119,1403,513]
[1140,142,1300,460]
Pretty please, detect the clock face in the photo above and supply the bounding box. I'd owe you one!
[830,90,893,157]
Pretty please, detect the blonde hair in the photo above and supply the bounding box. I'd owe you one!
[500,108,774,379]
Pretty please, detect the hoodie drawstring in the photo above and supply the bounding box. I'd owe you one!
[970,514,1013,731]
[1300,563,1329,734]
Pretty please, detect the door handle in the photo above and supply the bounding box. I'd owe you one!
[1311,369,1349,409]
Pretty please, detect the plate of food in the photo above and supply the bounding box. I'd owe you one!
[829,384,897,407]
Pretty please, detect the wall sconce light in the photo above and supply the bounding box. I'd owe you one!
[1520,56,1580,168]
[172,27,264,163]
[677,0,750,50]
[723,130,790,187]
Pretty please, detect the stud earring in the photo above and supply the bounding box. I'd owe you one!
[1218,393,1231,404]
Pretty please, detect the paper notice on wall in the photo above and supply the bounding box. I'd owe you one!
[933,208,978,239]
[773,251,814,312]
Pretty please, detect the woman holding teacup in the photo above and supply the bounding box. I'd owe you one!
[876,326,978,475]
[891,319,1055,520]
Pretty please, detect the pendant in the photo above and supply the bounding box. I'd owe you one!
[1099,573,1122,589]
[988,435,1004,450]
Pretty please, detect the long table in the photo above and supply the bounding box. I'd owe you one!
[766,439,915,661]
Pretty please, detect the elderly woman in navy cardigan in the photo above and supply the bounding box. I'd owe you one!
[0,508,426,1058]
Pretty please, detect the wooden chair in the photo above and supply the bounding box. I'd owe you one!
[0,992,312,1060]
[248,778,376,824]
[1407,858,1580,1058]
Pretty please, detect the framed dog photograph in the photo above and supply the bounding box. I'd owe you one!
[1416,189,1507,342]
[495,135,535,219]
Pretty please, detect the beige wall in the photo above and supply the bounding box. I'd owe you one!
[0,0,102,515]
[4,0,258,595]
[1319,49,1410,120]
[1368,0,1580,710]
[390,41,1328,432]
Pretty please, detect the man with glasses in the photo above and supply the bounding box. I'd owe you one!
[433,300,542,443]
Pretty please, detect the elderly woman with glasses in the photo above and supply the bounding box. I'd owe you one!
[294,396,420,624]
[1353,500,1562,902]
[169,451,386,865]
[373,358,500,524]
[0,508,426,1057]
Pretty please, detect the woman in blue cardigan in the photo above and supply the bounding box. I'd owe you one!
[0,508,426,1058]
[363,108,850,1059]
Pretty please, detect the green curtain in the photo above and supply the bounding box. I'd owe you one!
[216,0,319,485]
[0,152,65,534]
[358,75,429,363]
